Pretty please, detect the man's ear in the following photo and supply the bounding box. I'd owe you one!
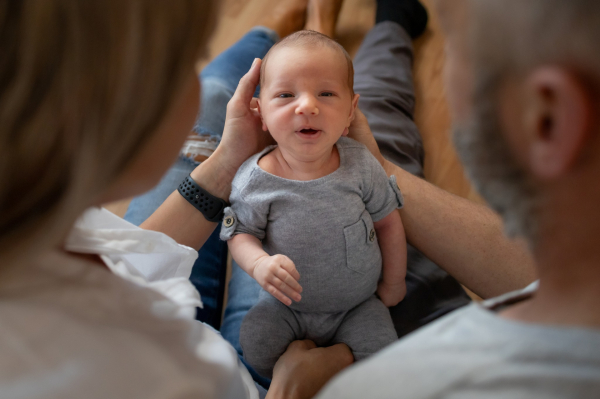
[523,67,593,180]
[257,99,268,132]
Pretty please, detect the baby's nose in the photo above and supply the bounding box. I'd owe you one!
[295,96,319,116]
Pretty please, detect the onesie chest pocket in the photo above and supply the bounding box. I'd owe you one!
[343,210,381,274]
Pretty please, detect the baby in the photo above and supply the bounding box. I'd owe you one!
[220,30,407,378]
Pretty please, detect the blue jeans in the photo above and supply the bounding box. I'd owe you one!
[124,27,277,390]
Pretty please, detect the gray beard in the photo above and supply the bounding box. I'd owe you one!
[452,93,539,244]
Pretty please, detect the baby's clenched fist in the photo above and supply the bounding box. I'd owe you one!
[252,254,302,306]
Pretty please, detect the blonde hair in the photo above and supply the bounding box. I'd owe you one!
[259,30,355,95]
[0,0,216,261]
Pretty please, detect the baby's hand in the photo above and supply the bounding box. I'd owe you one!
[377,280,407,308]
[253,254,302,306]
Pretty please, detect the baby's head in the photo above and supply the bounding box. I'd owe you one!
[258,31,360,160]
[260,31,355,96]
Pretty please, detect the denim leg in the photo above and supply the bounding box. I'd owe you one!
[123,27,278,335]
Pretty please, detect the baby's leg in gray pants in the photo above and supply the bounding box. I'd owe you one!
[353,21,471,338]
[332,295,398,361]
[239,294,301,379]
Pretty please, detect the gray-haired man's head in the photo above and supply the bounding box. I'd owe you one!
[440,0,600,247]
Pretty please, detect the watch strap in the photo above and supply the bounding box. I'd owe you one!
[178,175,227,223]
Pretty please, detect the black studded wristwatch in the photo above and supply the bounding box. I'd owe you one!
[177,175,228,223]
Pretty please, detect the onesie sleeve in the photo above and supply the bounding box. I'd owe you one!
[362,152,404,222]
[219,172,268,242]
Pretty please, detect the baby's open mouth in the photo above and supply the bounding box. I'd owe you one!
[299,128,319,135]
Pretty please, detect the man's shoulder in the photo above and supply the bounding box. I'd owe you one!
[317,302,600,399]
[316,305,484,398]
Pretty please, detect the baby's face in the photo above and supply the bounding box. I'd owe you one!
[258,45,359,162]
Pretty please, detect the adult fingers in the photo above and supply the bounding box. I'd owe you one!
[228,58,262,113]
[348,108,372,140]
[349,108,385,167]
[350,107,368,127]
[265,283,293,306]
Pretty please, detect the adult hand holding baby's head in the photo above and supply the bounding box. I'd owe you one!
[252,254,303,306]
[217,58,275,180]
[348,109,386,167]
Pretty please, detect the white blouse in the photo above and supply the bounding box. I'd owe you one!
[0,207,257,399]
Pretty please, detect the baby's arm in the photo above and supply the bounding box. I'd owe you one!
[373,210,407,307]
[228,233,302,306]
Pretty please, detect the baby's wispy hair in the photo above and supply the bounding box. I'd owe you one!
[259,30,355,95]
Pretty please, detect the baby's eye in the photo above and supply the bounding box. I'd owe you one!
[277,93,294,98]
[320,92,334,97]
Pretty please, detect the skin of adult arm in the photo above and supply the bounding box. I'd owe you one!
[374,211,407,307]
[228,233,302,306]
[349,109,537,298]
[140,59,274,250]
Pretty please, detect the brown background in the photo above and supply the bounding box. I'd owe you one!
[105,0,482,218]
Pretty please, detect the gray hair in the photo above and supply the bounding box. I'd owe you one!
[471,0,600,82]
[453,74,540,243]
[454,0,600,246]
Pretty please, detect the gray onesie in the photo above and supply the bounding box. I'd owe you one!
[220,136,403,378]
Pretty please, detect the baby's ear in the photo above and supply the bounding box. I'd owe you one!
[348,94,360,123]
[257,99,268,132]
[343,95,360,137]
